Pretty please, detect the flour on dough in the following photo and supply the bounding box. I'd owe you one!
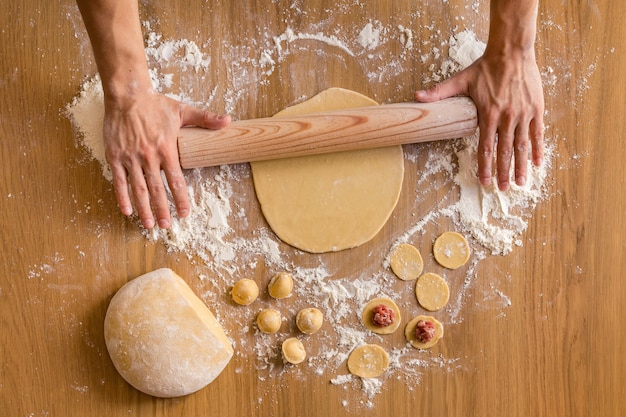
[389,243,424,280]
[251,88,404,253]
[347,344,390,378]
[415,272,450,311]
[433,231,471,269]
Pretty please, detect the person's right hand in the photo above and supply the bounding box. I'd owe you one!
[103,90,231,229]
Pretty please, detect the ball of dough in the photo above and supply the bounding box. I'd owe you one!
[389,243,423,280]
[256,308,282,334]
[295,307,324,335]
[104,268,234,398]
[433,231,471,269]
[267,272,293,299]
[282,337,306,364]
[231,279,259,305]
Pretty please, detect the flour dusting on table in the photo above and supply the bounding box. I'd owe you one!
[66,19,553,409]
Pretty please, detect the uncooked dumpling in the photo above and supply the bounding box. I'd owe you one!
[251,88,404,253]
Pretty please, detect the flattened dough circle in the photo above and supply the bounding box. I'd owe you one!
[347,344,390,378]
[251,88,404,253]
[433,231,471,269]
[415,272,450,311]
[389,243,423,280]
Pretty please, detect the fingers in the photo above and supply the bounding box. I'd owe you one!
[181,105,231,130]
[414,71,468,103]
[110,163,134,217]
[104,102,231,230]
[162,154,190,220]
[109,158,180,230]
[477,115,497,188]
[482,114,537,191]
[495,113,515,191]
[530,116,544,167]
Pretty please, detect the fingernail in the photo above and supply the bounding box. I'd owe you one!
[158,218,170,229]
[517,175,526,186]
[178,208,189,217]
[142,217,155,229]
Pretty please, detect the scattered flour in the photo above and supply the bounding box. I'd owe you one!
[66,18,552,409]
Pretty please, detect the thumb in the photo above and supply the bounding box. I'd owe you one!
[181,105,232,130]
[414,73,467,103]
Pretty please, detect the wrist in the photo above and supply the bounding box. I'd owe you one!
[101,64,153,105]
[486,1,538,55]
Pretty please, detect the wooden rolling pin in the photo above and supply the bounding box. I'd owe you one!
[178,96,477,168]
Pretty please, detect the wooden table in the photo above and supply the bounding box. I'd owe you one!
[1,0,625,415]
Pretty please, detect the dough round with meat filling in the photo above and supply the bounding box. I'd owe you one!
[361,297,402,334]
[404,315,444,349]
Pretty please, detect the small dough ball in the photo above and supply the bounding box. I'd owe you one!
[389,243,423,280]
[295,307,324,335]
[282,337,306,364]
[433,231,470,269]
[415,273,450,311]
[267,272,293,299]
[256,308,282,334]
[361,297,402,334]
[104,268,234,398]
[347,344,389,378]
[405,315,444,349]
[231,279,259,305]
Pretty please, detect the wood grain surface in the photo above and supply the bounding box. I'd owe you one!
[178,97,478,167]
[1,1,625,416]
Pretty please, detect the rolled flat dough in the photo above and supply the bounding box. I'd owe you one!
[347,344,390,378]
[415,272,450,311]
[433,231,471,269]
[389,243,424,280]
[251,88,404,253]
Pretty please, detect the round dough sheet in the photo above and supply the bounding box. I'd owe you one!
[251,88,404,253]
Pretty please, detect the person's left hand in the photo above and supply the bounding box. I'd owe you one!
[103,90,231,229]
[415,49,544,191]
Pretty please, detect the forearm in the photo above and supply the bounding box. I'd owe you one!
[76,0,151,101]
[486,0,539,56]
